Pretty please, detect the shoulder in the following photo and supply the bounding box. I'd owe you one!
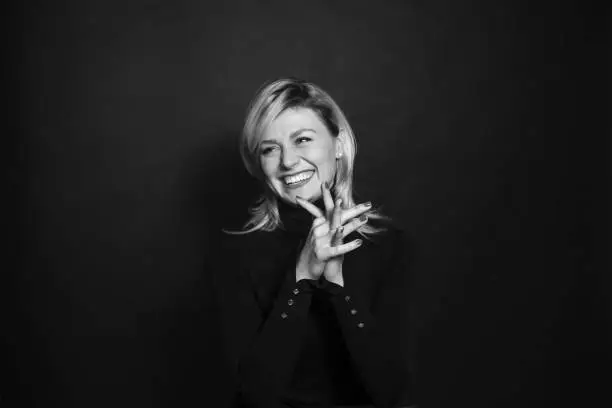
[219,229,280,257]
[362,219,405,249]
[342,218,405,266]
[363,220,411,270]
[362,223,412,290]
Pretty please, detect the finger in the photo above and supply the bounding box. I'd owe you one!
[321,182,334,218]
[340,202,372,225]
[331,225,343,246]
[331,198,342,230]
[330,198,343,245]
[313,219,330,238]
[310,216,327,237]
[341,214,368,238]
[312,216,326,228]
[325,239,363,258]
[296,196,324,218]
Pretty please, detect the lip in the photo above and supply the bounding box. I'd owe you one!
[281,170,315,189]
[281,170,314,178]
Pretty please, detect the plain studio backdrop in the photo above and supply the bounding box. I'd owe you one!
[5,1,610,407]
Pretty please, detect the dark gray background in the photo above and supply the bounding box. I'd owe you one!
[6,1,610,407]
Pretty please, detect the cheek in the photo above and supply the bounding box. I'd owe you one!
[260,157,277,179]
[313,149,336,174]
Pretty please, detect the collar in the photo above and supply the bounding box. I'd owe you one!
[277,197,325,235]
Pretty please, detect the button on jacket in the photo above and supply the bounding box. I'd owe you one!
[212,199,414,408]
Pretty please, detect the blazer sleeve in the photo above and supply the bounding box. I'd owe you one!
[211,233,316,407]
[323,228,414,408]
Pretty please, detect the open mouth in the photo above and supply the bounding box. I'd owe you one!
[283,170,314,187]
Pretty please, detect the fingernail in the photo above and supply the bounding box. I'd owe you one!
[364,202,372,207]
[355,239,363,246]
[324,181,330,189]
[359,214,368,222]
[296,195,303,201]
[336,198,342,206]
[337,226,344,234]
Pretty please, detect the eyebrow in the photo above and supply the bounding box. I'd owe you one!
[259,128,316,145]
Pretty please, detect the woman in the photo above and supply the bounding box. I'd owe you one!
[213,78,414,408]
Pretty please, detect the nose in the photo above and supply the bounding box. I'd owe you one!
[280,146,299,169]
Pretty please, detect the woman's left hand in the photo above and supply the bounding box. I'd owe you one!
[296,183,370,286]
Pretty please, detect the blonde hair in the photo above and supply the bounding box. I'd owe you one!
[226,77,388,237]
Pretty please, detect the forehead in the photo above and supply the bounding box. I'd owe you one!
[260,108,330,140]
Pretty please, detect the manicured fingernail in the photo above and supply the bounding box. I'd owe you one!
[364,202,372,207]
[359,214,368,222]
[324,181,330,189]
[337,226,344,234]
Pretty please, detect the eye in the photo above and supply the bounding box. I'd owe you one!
[296,136,312,145]
[260,145,278,156]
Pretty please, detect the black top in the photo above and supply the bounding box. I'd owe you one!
[212,199,413,408]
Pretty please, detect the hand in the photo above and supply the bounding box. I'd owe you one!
[322,194,347,285]
[294,183,371,284]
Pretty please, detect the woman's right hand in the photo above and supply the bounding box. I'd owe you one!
[295,184,371,282]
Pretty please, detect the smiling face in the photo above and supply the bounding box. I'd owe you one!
[259,107,341,204]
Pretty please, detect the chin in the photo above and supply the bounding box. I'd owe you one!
[297,185,322,201]
[275,187,315,204]
[304,190,322,202]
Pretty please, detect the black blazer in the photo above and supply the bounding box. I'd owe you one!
[212,200,414,408]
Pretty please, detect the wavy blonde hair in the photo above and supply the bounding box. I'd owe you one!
[226,77,388,237]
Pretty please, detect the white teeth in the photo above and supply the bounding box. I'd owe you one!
[284,171,313,185]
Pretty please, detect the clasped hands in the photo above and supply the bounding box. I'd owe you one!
[295,182,371,287]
